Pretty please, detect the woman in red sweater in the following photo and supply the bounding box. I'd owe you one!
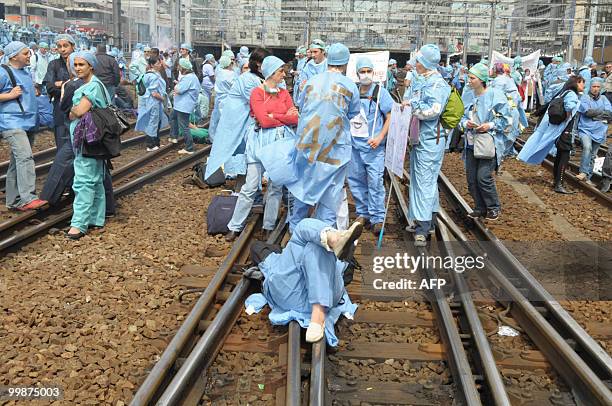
[226,56,298,241]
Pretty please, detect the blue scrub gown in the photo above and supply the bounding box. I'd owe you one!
[518,91,580,165]
[403,72,451,224]
[244,218,358,346]
[135,71,169,138]
[293,58,328,105]
[346,84,394,225]
[208,68,237,141]
[205,71,263,179]
[69,76,109,232]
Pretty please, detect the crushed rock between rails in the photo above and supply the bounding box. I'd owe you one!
[0,169,232,405]
[0,131,56,163]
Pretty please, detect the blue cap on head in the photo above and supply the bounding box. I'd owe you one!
[74,50,98,71]
[55,34,75,45]
[262,55,285,79]
[219,55,232,69]
[180,43,192,52]
[327,43,350,65]
[240,46,249,56]
[39,41,49,49]
[222,49,234,59]
[591,77,604,85]
[584,56,595,66]
[28,41,36,47]
[513,55,522,66]
[205,53,214,61]
[4,41,27,59]
[356,56,374,72]
[416,44,441,71]
[388,58,397,66]
[552,56,563,63]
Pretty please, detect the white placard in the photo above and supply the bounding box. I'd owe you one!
[384,102,411,178]
[346,51,390,84]
[491,50,541,75]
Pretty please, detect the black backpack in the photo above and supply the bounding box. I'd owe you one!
[548,90,571,125]
[1,64,25,113]
[136,72,154,96]
[206,194,238,235]
[191,162,225,189]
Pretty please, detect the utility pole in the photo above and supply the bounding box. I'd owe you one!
[586,0,598,58]
[112,0,122,47]
[19,0,27,27]
[306,0,311,46]
[488,0,497,62]
[462,2,468,65]
[567,0,576,63]
[173,0,181,45]
[148,0,156,45]
[184,0,191,44]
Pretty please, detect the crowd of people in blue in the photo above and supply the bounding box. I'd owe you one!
[1,28,611,344]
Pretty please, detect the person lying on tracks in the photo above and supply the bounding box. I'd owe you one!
[458,63,512,221]
[0,41,47,211]
[135,56,169,152]
[225,56,298,242]
[245,218,363,344]
[65,51,112,239]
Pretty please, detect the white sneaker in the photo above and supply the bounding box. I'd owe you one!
[178,149,194,155]
[146,146,159,152]
[168,137,178,144]
[331,221,363,261]
[306,322,324,343]
[414,234,427,247]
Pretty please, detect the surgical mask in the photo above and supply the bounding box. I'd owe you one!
[359,72,373,86]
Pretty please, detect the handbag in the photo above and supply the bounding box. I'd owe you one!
[94,82,130,134]
[473,132,496,159]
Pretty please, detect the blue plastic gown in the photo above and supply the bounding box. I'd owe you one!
[544,64,571,104]
[281,71,360,215]
[208,68,237,141]
[244,218,358,347]
[36,95,54,128]
[542,63,557,92]
[518,91,580,164]
[490,74,525,155]
[205,71,263,179]
[403,72,451,222]
[294,58,327,105]
[578,67,592,95]
[577,93,612,144]
[135,71,169,137]
[347,85,394,225]
[460,87,513,167]
[69,76,109,233]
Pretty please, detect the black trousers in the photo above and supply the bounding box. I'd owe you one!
[553,149,571,184]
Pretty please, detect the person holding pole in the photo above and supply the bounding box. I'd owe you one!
[347,56,393,237]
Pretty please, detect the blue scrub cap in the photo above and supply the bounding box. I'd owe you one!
[180,43,192,52]
[74,51,98,71]
[205,53,214,62]
[262,55,285,80]
[388,58,397,66]
[68,52,77,76]
[552,56,563,63]
[327,43,350,65]
[584,56,595,66]
[240,46,249,55]
[222,49,234,59]
[591,77,604,85]
[39,41,49,49]
[219,55,232,69]
[356,56,374,72]
[4,41,28,59]
[513,55,522,65]
[178,57,192,71]
[310,39,326,50]
[55,34,76,45]
[416,44,441,71]
[28,41,36,47]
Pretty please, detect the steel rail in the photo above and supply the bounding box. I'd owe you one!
[436,211,512,406]
[513,138,612,207]
[286,321,302,406]
[0,125,148,189]
[0,146,209,252]
[0,136,180,238]
[151,214,286,405]
[390,171,483,405]
[438,171,612,405]
[309,338,326,406]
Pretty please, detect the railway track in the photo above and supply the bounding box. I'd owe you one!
[0,125,209,252]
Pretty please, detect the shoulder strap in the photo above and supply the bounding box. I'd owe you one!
[1,64,25,113]
[92,80,111,106]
